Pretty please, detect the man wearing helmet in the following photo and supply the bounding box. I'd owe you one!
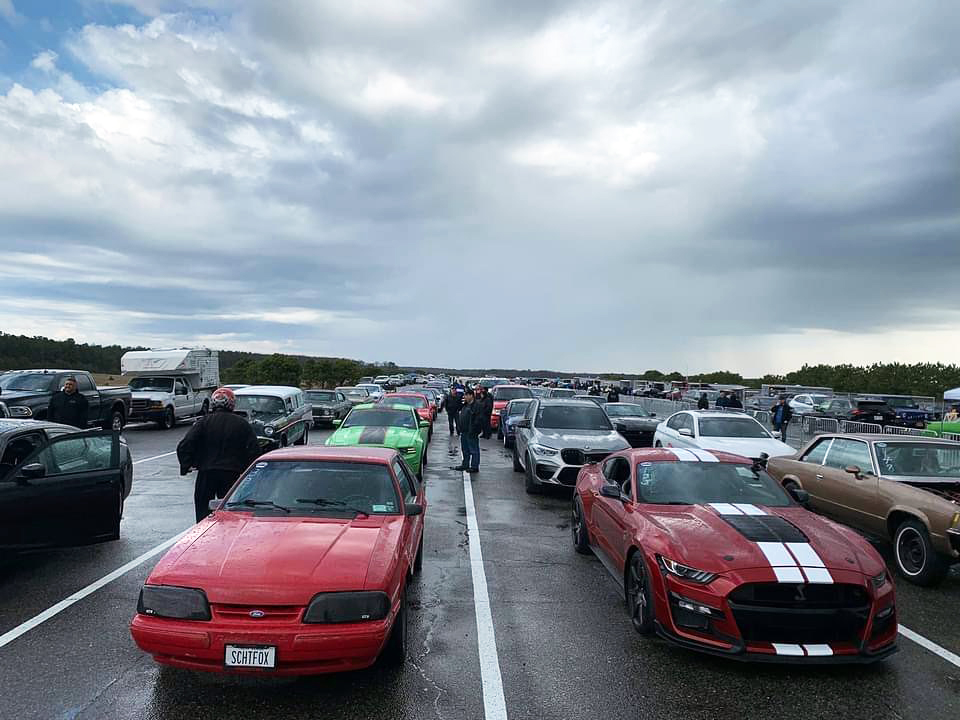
[177,387,261,522]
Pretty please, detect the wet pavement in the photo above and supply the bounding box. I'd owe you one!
[1,414,958,719]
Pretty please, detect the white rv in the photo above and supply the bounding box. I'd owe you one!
[121,348,220,429]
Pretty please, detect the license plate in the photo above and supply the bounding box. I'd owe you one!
[873,415,883,421]
[225,645,276,668]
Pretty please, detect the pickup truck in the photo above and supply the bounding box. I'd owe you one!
[128,375,213,429]
[0,370,132,431]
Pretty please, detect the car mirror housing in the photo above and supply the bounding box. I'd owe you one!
[515,419,531,429]
[19,462,46,480]
[419,420,430,428]
[332,419,342,427]
[844,465,862,476]
[599,483,622,500]
[405,502,424,516]
[678,428,693,437]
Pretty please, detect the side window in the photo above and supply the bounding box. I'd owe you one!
[393,459,418,500]
[174,380,187,395]
[681,414,696,433]
[74,374,94,392]
[285,397,294,413]
[666,413,684,430]
[0,431,47,475]
[337,393,346,402]
[30,435,115,475]
[824,439,873,473]
[801,438,831,465]
[525,401,537,420]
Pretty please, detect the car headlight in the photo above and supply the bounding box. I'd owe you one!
[264,425,274,436]
[657,555,717,584]
[949,512,960,530]
[137,585,211,620]
[871,572,889,590]
[303,591,390,623]
[8,405,32,417]
[399,446,417,454]
[151,401,165,409]
[530,444,558,457]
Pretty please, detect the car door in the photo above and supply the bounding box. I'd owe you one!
[0,430,50,548]
[74,373,100,427]
[393,459,423,568]
[785,437,833,505]
[173,379,191,418]
[515,401,537,466]
[0,431,122,547]
[658,413,684,447]
[336,393,349,417]
[673,413,696,447]
[817,438,883,533]
[592,457,633,568]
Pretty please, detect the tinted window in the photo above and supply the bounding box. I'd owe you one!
[505,399,533,416]
[343,408,417,429]
[535,405,612,431]
[635,462,791,506]
[824,439,873,473]
[227,461,400,515]
[0,373,56,392]
[129,377,174,392]
[31,435,114,475]
[550,389,577,398]
[698,418,770,438]
[0,431,46,472]
[393,459,418,501]
[75,375,94,392]
[492,387,534,401]
[801,438,831,465]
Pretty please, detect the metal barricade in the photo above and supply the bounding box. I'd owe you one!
[802,416,839,436]
[838,420,883,434]
[752,411,770,425]
[943,432,960,442]
[883,425,938,437]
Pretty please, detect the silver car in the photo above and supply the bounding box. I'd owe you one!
[512,399,630,494]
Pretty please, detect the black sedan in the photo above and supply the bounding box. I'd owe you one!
[0,419,132,550]
[603,403,659,447]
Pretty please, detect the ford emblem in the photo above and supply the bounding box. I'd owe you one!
[249,610,266,618]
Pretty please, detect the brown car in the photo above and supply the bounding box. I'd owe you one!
[767,434,960,586]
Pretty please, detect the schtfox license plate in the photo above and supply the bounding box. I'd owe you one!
[225,645,276,668]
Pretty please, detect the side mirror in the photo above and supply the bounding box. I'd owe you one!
[515,419,531,429]
[419,420,430,428]
[787,485,810,506]
[678,428,694,437]
[20,463,46,479]
[650,412,656,417]
[208,498,222,511]
[332,419,342,427]
[405,502,424,516]
[844,465,863,477]
[599,483,622,500]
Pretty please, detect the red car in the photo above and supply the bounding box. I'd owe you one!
[572,448,897,663]
[490,384,534,433]
[379,393,434,437]
[130,446,426,675]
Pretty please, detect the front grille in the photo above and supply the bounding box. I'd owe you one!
[728,583,869,645]
[211,604,303,624]
[557,467,580,486]
[131,399,151,412]
[560,449,611,465]
[620,430,654,448]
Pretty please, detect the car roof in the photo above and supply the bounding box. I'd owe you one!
[493,384,528,390]
[679,410,762,419]
[617,447,752,464]
[0,419,75,435]
[809,434,960,445]
[259,446,399,463]
[537,398,600,407]
[234,385,301,398]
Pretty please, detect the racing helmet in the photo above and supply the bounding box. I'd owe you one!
[210,387,236,411]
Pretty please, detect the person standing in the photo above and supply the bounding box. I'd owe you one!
[770,395,793,442]
[727,392,743,409]
[453,389,481,473]
[697,392,709,410]
[47,375,89,428]
[446,386,462,434]
[177,387,262,522]
[606,386,620,403]
[716,391,730,408]
[479,386,495,439]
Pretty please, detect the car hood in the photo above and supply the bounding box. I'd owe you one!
[149,513,403,604]
[0,390,47,404]
[310,401,339,409]
[535,429,629,450]
[612,417,660,429]
[130,391,172,401]
[327,425,419,447]
[695,437,795,458]
[641,504,882,577]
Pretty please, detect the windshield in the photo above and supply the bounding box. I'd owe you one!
[492,386,533,401]
[636,462,791,506]
[536,405,612,431]
[605,404,649,418]
[307,391,336,402]
[809,394,831,404]
[0,373,56,392]
[698,417,771,438]
[344,408,417,429]
[506,399,533,416]
[235,395,285,417]
[358,384,381,392]
[226,461,401,515]
[874,442,960,479]
[128,377,175,392]
[550,389,577,398]
[385,396,426,409]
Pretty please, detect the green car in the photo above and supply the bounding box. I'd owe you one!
[326,403,430,478]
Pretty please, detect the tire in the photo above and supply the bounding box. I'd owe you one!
[524,453,541,494]
[381,587,407,666]
[158,407,175,430]
[295,425,309,445]
[894,519,950,586]
[413,534,424,573]
[421,449,428,467]
[200,400,209,416]
[572,497,591,554]
[626,552,655,635]
[654,441,662,448]
[512,445,523,473]
[497,425,503,440]
[103,407,125,432]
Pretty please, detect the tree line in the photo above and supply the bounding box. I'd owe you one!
[2,333,958,396]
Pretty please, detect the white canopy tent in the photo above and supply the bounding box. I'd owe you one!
[944,387,960,401]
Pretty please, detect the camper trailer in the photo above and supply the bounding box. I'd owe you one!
[121,348,220,429]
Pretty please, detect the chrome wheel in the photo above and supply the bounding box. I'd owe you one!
[896,526,925,576]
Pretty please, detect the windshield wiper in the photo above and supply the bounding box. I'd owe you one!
[296,498,370,517]
[225,498,291,513]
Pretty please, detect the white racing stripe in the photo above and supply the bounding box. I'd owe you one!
[463,472,509,720]
[733,503,766,515]
[708,502,742,515]
[668,448,699,462]
[0,528,190,649]
[688,449,718,462]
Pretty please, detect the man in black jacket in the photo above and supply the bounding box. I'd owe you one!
[479,386,495,439]
[453,390,482,473]
[606,387,620,403]
[446,387,462,434]
[177,387,261,522]
[770,396,793,441]
[48,376,89,428]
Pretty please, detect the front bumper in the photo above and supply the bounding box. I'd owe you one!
[650,565,898,664]
[130,612,394,676]
[129,409,167,422]
[312,409,336,423]
[528,451,613,487]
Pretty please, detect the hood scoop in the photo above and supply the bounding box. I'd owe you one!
[358,427,388,444]
[720,514,808,544]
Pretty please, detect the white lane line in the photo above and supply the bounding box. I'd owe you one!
[133,450,177,465]
[0,529,190,650]
[462,471,509,720]
[899,625,960,668]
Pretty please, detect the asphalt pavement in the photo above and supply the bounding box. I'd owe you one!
[1,412,958,720]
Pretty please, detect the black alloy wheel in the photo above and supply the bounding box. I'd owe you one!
[894,519,949,586]
[512,445,523,472]
[381,587,408,666]
[626,553,654,635]
[572,498,591,554]
[524,453,540,494]
[201,400,209,416]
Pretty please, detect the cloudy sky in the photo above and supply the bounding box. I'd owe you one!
[0,1,957,376]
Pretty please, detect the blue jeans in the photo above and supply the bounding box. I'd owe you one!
[460,433,480,470]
